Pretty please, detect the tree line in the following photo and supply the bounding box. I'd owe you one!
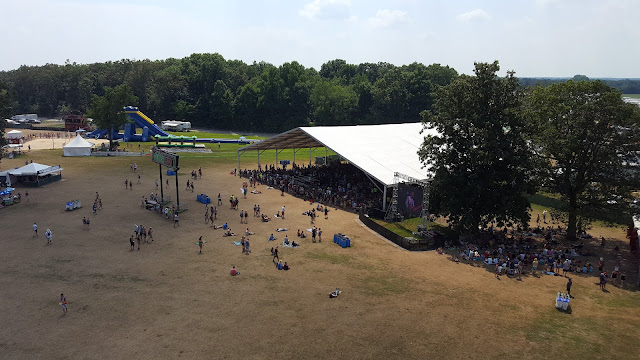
[0,54,458,132]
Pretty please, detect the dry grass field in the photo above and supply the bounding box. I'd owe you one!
[1,139,639,359]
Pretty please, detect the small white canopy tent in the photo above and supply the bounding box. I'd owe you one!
[6,130,23,139]
[63,134,94,156]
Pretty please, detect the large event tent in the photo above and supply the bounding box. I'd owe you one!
[63,134,94,156]
[237,123,437,209]
[8,162,63,187]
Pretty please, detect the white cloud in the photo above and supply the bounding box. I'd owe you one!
[368,9,409,28]
[456,9,491,23]
[299,0,351,20]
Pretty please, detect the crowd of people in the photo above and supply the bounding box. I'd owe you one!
[440,221,627,290]
[238,162,383,213]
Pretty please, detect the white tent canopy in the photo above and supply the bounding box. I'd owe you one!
[6,130,23,139]
[9,162,63,176]
[238,123,436,187]
[63,134,94,156]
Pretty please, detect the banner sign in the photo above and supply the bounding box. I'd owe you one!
[152,147,179,170]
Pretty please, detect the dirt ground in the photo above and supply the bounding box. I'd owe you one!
[1,145,639,359]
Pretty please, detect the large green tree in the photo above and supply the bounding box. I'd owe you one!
[419,61,537,233]
[87,84,137,150]
[526,80,640,240]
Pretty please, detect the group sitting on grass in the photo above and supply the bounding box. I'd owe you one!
[444,224,625,285]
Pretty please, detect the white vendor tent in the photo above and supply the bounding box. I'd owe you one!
[8,162,63,187]
[63,134,94,156]
[6,130,23,139]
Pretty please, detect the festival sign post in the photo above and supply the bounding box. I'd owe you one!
[152,146,181,211]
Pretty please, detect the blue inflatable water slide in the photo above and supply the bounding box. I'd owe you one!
[88,107,258,144]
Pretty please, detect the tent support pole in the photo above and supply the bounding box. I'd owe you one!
[159,163,164,203]
[257,149,260,170]
[383,186,387,211]
[293,147,295,166]
[275,148,278,169]
[309,147,312,165]
[324,147,327,165]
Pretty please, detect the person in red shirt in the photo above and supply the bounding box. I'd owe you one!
[230,266,239,276]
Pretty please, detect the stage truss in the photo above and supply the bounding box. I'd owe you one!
[385,172,431,230]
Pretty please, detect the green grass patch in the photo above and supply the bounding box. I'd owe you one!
[623,94,640,98]
[372,217,453,238]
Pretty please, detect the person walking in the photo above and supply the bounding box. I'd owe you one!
[218,193,222,205]
[318,228,322,242]
[174,213,179,227]
[198,236,204,254]
[137,233,141,250]
[33,222,38,237]
[45,228,52,245]
[281,206,285,220]
[566,277,573,296]
[60,293,68,315]
[324,207,328,219]
[148,227,153,241]
[155,179,159,190]
[273,246,279,263]
[213,206,217,220]
[25,191,29,202]
[240,210,244,224]
[125,179,128,189]
[130,235,135,251]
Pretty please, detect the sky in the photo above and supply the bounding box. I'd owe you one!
[1,0,638,77]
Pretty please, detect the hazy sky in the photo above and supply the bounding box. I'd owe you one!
[1,0,638,77]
